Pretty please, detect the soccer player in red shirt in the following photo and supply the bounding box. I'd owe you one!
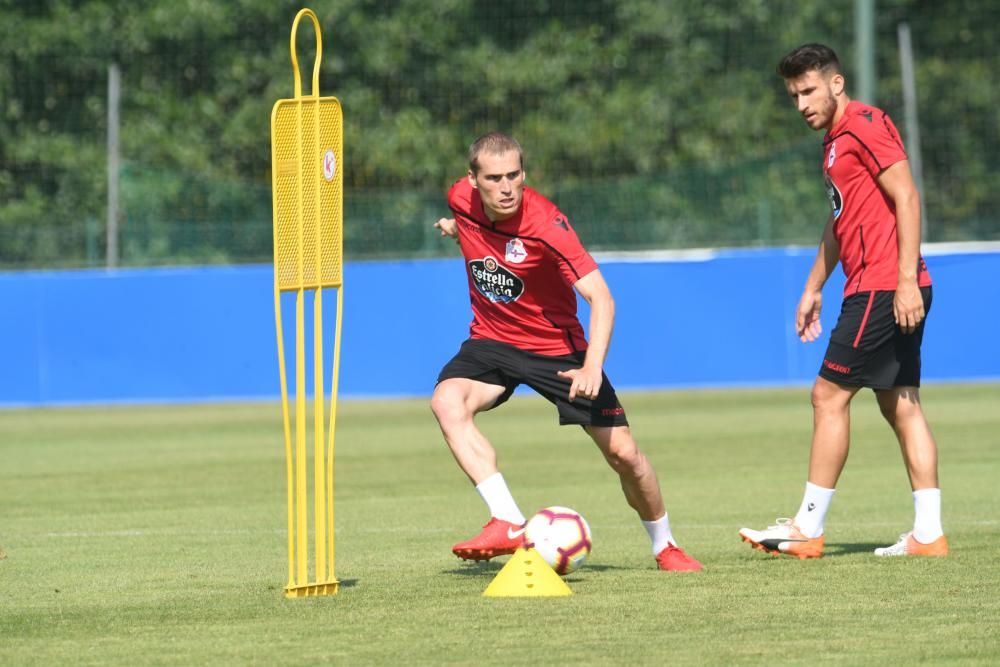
[430,132,702,571]
[739,44,947,558]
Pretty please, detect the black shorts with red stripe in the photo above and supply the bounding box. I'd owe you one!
[819,286,932,389]
[437,338,629,427]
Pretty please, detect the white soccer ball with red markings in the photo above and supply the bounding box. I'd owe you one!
[524,506,592,575]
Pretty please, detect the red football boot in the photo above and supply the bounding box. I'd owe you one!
[655,544,704,572]
[452,518,525,561]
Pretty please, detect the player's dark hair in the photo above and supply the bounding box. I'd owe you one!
[777,43,843,79]
[468,132,523,174]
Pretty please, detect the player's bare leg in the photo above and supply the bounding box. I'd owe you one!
[807,376,862,488]
[431,378,526,560]
[586,425,702,571]
[430,378,506,484]
[873,386,947,556]
[875,386,938,489]
[586,425,663,520]
[739,377,860,558]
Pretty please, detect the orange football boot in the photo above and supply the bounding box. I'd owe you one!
[874,532,949,557]
[739,518,825,559]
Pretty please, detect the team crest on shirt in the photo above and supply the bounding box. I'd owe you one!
[827,141,836,168]
[469,256,525,303]
[505,238,528,264]
[825,174,843,219]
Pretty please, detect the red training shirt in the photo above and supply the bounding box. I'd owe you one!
[447,178,598,356]
[822,100,932,296]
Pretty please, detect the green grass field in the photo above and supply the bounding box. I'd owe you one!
[3,385,999,665]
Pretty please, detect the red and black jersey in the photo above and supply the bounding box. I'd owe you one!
[447,178,598,356]
[822,100,932,296]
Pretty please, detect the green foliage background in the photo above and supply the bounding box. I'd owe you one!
[1,0,998,267]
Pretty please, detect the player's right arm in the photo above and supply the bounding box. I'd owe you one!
[434,217,458,238]
[797,215,840,342]
[439,178,473,240]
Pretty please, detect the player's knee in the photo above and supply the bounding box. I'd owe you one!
[876,388,922,425]
[892,393,923,423]
[430,389,468,426]
[604,436,643,474]
[877,398,898,424]
[811,380,847,413]
[810,383,828,410]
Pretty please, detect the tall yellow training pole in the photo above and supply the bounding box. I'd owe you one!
[271,7,343,599]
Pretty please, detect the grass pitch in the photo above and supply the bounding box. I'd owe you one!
[2,385,999,665]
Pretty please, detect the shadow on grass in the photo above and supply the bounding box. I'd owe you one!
[442,561,629,577]
[736,543,883,560]
[442,561,504,576]
[268,578,360,594]
[569,563,628,573]
[824,542,883,556]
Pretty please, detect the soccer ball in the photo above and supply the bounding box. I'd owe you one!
[524,506,592,575]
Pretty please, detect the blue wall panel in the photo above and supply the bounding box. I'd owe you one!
[1,248,996,407]
[596,249,838,388]
[917,251,998,381]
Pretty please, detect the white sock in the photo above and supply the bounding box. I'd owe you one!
[475,473,526,525]
[912,488,943,543]
[642,513,675,555]
[793,482,836,538]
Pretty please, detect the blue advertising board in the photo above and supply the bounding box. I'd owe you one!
[0,246,995,407]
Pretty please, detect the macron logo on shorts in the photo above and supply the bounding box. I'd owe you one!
[823,359,851,374]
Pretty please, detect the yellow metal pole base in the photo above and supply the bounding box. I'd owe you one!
[482,548,573,597]
[285,579,340,598]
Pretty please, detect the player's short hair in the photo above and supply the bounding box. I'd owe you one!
[777,43,843,79]
[468,132,523,174]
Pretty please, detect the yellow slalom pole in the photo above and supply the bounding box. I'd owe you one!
[314,286,326,582]
[274,292,295,590]
[327,286,343,576]
[293,34,308,586]
[312,97,327,583]
[294,288,307,586]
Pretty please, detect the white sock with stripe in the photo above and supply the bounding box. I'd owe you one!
[475,472,526,525]
[912,488,943,543]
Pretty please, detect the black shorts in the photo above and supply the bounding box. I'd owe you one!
[436,339,629,427]
[818,286,932,390]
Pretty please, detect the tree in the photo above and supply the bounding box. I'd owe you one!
[1,0,998,267]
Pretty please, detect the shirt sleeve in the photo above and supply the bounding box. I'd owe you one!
[855,112,908,177]
[447,178,471,217]
[545,209,598,286]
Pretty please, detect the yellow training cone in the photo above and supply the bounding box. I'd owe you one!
[482,548,573,597]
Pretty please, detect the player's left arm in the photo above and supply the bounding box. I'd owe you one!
[877,159,925,334]
[557,269,614,401]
